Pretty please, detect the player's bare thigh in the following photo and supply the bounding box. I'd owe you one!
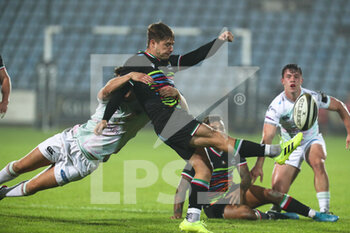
[271,163,299,193]
[13,147,52,174]
[244,185,284,209]
[189,123,234,150]
[305,143,327,168]
[223,204,256,220]
[189,148,212,181]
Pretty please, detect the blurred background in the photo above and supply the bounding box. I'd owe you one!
[0,0,349,134]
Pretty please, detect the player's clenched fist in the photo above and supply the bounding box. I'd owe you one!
[218,31,234,42]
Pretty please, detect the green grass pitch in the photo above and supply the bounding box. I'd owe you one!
[0,127,349,232]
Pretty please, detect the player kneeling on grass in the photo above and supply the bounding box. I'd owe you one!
[0,70,164,199]
[172,115,339,222]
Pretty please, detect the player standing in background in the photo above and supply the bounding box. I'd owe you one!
[251,64,350,214]
[172,115,338,222]
[0,71,161,200]
[0,54,12,118]
[99,22,303,233]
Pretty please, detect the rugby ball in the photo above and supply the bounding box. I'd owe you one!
[293,93,318,131]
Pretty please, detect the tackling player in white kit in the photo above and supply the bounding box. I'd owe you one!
[0,70,181,199]
[251,64,350,214]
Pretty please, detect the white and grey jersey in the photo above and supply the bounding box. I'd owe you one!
[264,88,330,142]
[73,98,149,161]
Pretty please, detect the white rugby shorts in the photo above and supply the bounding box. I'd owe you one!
[38,128,99,186]
[284,133,327,169]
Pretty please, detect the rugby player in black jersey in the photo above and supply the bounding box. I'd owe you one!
[0,55,11,118]
[96,22,302,233]
[172,115,338,222]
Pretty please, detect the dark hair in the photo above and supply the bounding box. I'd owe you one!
[114,66,126,77]
[147,22,174,47]
[203,115,223,125]
[281,64,302,77]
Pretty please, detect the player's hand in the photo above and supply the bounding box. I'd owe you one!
[250,165,264,184]
[225,188,241,205]
[0,101,8,119]
[129,72,153,85]
[346,134,350,150]
[159,86,180,98]
[218,31,234,42]
[171,204,183,219]
[94,120,108,135]
[170,214,182,219]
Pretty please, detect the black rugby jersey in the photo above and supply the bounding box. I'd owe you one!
[182,147,247,204]
[103,38,224,122]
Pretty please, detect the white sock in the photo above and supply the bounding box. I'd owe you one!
[317,191,330,212]
[264,145,281,157]
[186,208,201,222]
[4,181,28,197]
[0,161,18,185]
[308,209,316,218]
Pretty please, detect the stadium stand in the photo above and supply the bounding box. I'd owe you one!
[0,0,349,125]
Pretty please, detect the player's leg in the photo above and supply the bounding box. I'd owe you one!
[245,185,311,218]
[0,148,52,185]
[190,123,302,163]
[271,164,299,194]
[270,163,299,212]
[247,185,338,221]
[0,165,58,199]
[306,143,330,213]
[203,202,270,220]
[180,148,216,232]
[181,148,212,232]
[223,204,258,220]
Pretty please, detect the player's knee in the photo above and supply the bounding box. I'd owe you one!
[310,159,326,173]
[237,206,256,220]
[12,161,24,174]
[266,189,283,199]
[271,180,288,193]
[25,180,39,195]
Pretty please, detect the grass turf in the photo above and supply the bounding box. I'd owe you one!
[0,127,349,232]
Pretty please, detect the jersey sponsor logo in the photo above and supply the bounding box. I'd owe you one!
[60,169,69,183]
[46,146,55,155]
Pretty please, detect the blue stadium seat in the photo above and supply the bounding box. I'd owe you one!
[0,0,348,100]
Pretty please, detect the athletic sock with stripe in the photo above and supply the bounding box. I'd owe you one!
[186,178,210,222]
[279,194,310,217]
[0,161,18,185]
[235,139,280,158]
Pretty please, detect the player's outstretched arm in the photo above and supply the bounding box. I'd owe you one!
[171,175,191,219]
[178,31,233,69]
[98,72,153,101]
[327,97,350,149]
[0,56,11,118]
[250,123,278,183]
[94,72,153,135]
